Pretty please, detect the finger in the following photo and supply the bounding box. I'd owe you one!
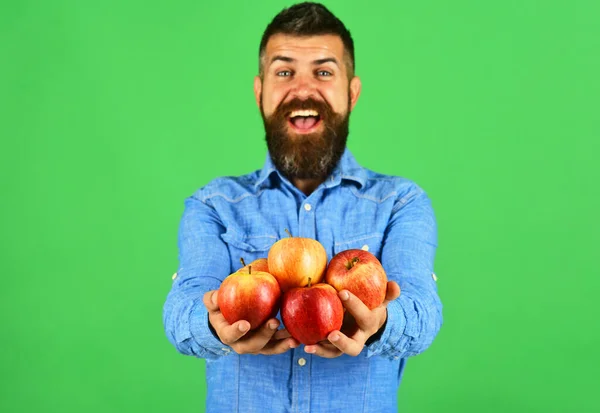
[213,318,252,345]
[338,290,372,331]
[260,337,299,355]
[273,328,292,341]
[327,330,364,357]
[381,281,401,307]
[236,318,280,353]
[304,341,343,358]
[203,290,220,312]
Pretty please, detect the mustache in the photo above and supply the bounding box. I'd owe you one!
[274,97,334,119]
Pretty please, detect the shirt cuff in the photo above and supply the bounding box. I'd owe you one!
[366,299,406,359]
[189,303,233,357]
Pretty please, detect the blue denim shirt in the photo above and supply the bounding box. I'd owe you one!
[163,148,442,413]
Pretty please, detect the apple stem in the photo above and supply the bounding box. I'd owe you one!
[284,228,293,238]
[349,257,360,269]
[308,277,312,287]
[240,257,246,267]
[249,265,252,274]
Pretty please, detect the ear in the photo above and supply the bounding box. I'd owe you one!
[253,76,262,109]
[349,76,362,112]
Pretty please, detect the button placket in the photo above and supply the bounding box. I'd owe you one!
[299,199,317,239]
[291,350,311,413]
[297,353,310,411]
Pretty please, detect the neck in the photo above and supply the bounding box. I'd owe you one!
[292,178,324,196]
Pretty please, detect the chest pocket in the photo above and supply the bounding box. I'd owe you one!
[220,231,278,273]
[333,232,385,262]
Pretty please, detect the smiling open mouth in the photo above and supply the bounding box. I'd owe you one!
[288,109,322,132]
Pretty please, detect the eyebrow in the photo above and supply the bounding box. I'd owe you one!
[270,55,340,67]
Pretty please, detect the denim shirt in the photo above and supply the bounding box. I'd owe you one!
[163,148,443,413]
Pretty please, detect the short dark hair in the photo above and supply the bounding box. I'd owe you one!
[258,2,355,79]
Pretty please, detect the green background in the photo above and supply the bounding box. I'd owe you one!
[2,0,598,412]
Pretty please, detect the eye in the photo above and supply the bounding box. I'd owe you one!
[276,70,292,77]
[317,70,332,77]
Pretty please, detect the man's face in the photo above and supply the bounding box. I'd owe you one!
[254,34,361,180]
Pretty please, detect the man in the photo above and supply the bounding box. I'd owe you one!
[163,2,442,412]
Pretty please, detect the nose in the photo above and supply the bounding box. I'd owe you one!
[289,72,317,99]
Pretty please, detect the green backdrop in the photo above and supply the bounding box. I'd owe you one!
[2,1,598,412]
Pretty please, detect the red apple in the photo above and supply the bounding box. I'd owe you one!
[281,281,343,345]
[268,230,327,292]
[218,265,281,330]
[237,257,269,273]
[325,249,388,310]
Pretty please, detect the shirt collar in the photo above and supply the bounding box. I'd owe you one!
[254,147,367,190]
[254,152,278,189]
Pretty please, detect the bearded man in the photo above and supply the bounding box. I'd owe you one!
[163,3,443,412]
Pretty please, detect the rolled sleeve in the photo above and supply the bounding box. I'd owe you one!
[162,191,234,359]
[189,303,232,357]
[366,187,443,359]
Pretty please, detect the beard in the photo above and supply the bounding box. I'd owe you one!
[260,94,351,181]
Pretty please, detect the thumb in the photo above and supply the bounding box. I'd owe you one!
[203,290,220,312]
[382,281,400,306]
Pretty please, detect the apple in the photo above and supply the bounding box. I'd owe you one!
[218,265,281,330]
[268,229,327,292]
[325,249,388,310]
[281,280,343,345]
[237,257,269,273]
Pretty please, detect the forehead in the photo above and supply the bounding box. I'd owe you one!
[264,33,345,61]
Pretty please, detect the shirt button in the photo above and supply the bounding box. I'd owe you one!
[361,244,369,251]
[432,273,438,281]
[298,358,306,366]
[304,203,312,211]
[172,272,178,280]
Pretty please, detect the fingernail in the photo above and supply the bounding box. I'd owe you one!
[340,291,349,301]
[305,346,316,353]
[269,322,278,330]
[239,323,249,332]
[330,333,339,342]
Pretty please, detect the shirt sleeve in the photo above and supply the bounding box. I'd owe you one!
[162,191,234,359]
[366,185,443,360]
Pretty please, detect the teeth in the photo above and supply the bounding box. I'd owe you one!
[290,109,319,117]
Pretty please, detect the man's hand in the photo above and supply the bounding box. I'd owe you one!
[203,290,299,355]
[304,281,401,358]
